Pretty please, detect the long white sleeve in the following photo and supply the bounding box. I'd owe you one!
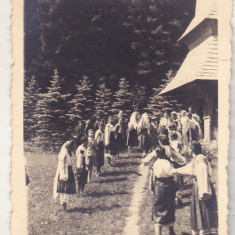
[174,159,194,176]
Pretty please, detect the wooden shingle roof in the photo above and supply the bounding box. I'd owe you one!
[159,36,218,95]
[179,0,217,41]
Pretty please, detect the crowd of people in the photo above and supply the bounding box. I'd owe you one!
[52,108,217,235]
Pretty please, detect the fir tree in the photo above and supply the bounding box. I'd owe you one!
[147,69,182,120]
[111,77,134,115]
[132,84,147,111]
[67,75,94,124]
[33,69,71,150]
[24,76,40,141]
[94,82,113,120]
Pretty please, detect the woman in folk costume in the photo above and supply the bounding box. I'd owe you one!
[53,140,76,210]
[137,112,151,158]
[114,116,126,154]
[192,114,203,142]
[75,137,88,196]
[143,135,186,235]
[181,110,191,156]
[127,111,140,149]
[150,117,159,151]
[85,129,97,183]
[172,142,218,235]
[95,121,105,176]
[104,116,116,166]
[158,112,170,137]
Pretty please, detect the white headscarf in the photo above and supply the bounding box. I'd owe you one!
[53,141,72,201]
[128,111,139,130]
[138,112,150,132]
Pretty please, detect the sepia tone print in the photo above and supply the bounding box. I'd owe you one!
[12,0,231,234]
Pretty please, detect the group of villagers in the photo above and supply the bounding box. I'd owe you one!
[52,109,218,235]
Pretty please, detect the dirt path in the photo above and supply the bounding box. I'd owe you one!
[123,162,149,235]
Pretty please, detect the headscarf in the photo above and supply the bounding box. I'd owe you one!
[53,141,73,201]
[137,112,150,133]
[128,111,139,131]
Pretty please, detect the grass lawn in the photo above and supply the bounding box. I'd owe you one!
[26,151,142,235]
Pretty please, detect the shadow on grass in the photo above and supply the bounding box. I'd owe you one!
[86,190,128,198]
[113,161,140,168]
[67,204,121,214]
[101,170,141,177]
[117,155,142,159]
[96,177,128,184]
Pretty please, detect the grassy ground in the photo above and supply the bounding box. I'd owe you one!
[26,151,142,235]
[26,150,217,235]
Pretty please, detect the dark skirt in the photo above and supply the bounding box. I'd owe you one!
[138,129,151,152]
[106,131,117,155]
[115,133,125,152]
[128,129,138,147]
[191,181,218,231]
[153,177,176,225]
[77,168,88,185]
[57,166,76,194]
[97,142,104,167]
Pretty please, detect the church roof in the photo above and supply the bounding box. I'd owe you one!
[179,0,217,41]
[159,35,218,95]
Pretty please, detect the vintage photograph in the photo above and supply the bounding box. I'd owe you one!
[17,0,228,234]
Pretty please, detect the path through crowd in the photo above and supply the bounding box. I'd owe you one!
[123,162,149,235]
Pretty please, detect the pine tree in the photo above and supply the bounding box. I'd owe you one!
[33,69,71,150]
[147,69,182,120]
[132,84,147,111]
[111,77,134,115]
[94,82,113,120]
[67,75,94,125]
[24,76,40,141]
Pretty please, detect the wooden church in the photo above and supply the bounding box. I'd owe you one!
[160,0,218,140]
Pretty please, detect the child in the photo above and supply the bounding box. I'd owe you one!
[75,137,88,196]
[53,140,76,210]
[95,121,105,176]
[172,142,218,235]
[104,116,116,166]
[86,129,97,183]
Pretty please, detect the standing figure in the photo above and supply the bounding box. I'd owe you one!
[137,112,151,158]
[75,138,88,196]
[53,140,76,210]
[158,112,169,137]
[172,142,218,235]
[150,117,158,151]
[127,111,140,150]
[104,116,116,166]
[95,121,105,176]
[85,129,97,183]
[143,135,185,235]
[192,114,203,141]
[114,116,126,154]
[181,110,191,156]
